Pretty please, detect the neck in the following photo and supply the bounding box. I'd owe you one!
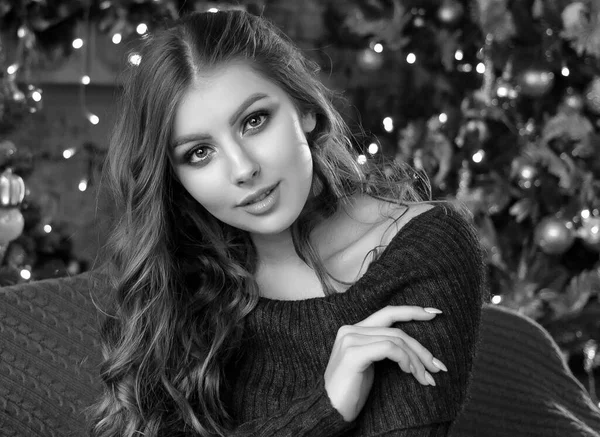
[251,228,303,266]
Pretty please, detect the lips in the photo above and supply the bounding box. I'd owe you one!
[238,183,279,207]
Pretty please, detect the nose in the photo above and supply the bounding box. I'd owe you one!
[228,144,260,185]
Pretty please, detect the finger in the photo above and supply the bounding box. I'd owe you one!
[345,341,414,374]
[400,342,430,386]
[355,305,441,328]
[393,331,445,374]
[340,334,413,373]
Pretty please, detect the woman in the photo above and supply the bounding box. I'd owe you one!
[91,10,487,437]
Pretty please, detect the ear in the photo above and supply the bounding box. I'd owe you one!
[301,112,316,134]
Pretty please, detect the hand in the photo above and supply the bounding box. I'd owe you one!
[324,305,447,422]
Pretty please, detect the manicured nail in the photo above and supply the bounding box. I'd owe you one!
[424,308,443,314]
[432,358,448,372]
[425,371,436,386]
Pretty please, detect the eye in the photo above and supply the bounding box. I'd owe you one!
[242,111,270,134]
[185,145,214,165]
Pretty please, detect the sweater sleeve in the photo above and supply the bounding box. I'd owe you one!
[229,375,356,437]
[362,205,488,431]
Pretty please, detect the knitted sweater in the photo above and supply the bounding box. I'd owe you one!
[225,205,488,436]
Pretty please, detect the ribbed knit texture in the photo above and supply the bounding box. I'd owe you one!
[0,270,106,437]
[450,304,600,437]
[1,207,599,436]
[226,205,488,436]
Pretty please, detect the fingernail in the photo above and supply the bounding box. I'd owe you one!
[432,358,448,372]
[425,371,436,386]
[424,308,443,314]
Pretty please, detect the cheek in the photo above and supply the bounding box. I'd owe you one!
[178,171,229,214]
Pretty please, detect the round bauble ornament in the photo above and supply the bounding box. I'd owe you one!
[515,66,555,97]
[0,208,24,244]
[0,168,25,207]
[534,217,575,255]
[578,216,600,251]
[437,0,464,26]
[357,47,384,71]
[584,77,600,115]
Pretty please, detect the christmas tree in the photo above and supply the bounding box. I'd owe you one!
[0,0,598,404]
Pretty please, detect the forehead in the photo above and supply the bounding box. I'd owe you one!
[173,63,286,134]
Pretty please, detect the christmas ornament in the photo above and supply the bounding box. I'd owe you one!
[357,47,384,71]
[0,168,25,208]
[584,77,600,115]
[534,216,575,255]
[515,65,555,97]
[0,207,24,244]
[437,0,464,26]
[578,216,600,251]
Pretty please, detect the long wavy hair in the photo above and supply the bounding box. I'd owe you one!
[90,9,429,437]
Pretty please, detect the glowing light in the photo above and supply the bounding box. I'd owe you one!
[81,75,91,85]
[20,269,31,280]
[44,224,52,233]
[439,113,448,123]
[373,43,383,53]
[454,50,463,61]
[128,53,142,66]
[561,66,570,76]
[136,23,148,35]
[491,295,502,304]
[357,154,367,165]
[459,64,472,72]
[367,143,379,155]
[72,38,84,49]
[581,209,591,219]
[17,26,26,38]
[406,53,416,64]
[88,113,100,125]
[63,148,76,159]
[112,33,122,44]
[472,150,485,163]
[7,64,19,75]
[79,180,88,192]
[383,117,394,132]
[476,62,486,74]
[208,7,219,13]
[31,91,42,102]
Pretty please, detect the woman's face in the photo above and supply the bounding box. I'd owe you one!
[170,62,316,236]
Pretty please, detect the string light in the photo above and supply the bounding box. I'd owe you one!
[63,148,76,159]
[476,62,486,74]
[44,225,52,233]
[472,150,485,163]
[367,143,379,154]
[72,38,84,49]
[136,23,148,35]
[79,179,88,192]
[87,113,100,125]
[581,209,591,219]
[128,53,142,66]
[31,90,42,102]
[17,26,26,38]
[208,8,219,13]
[112,33,122,44]
[7,64,19,75]
[20,268,31,280]
[406,53,416,64]
[562,65,570,76]
[81,75,91,85]
[491,295,502,304]
[357,154,367,165]
[383,117,394,132]
[439,113,448,123]
[373,43,383,53]
[454,50,463,61]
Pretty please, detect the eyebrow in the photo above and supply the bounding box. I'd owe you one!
[171,92,270,149]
